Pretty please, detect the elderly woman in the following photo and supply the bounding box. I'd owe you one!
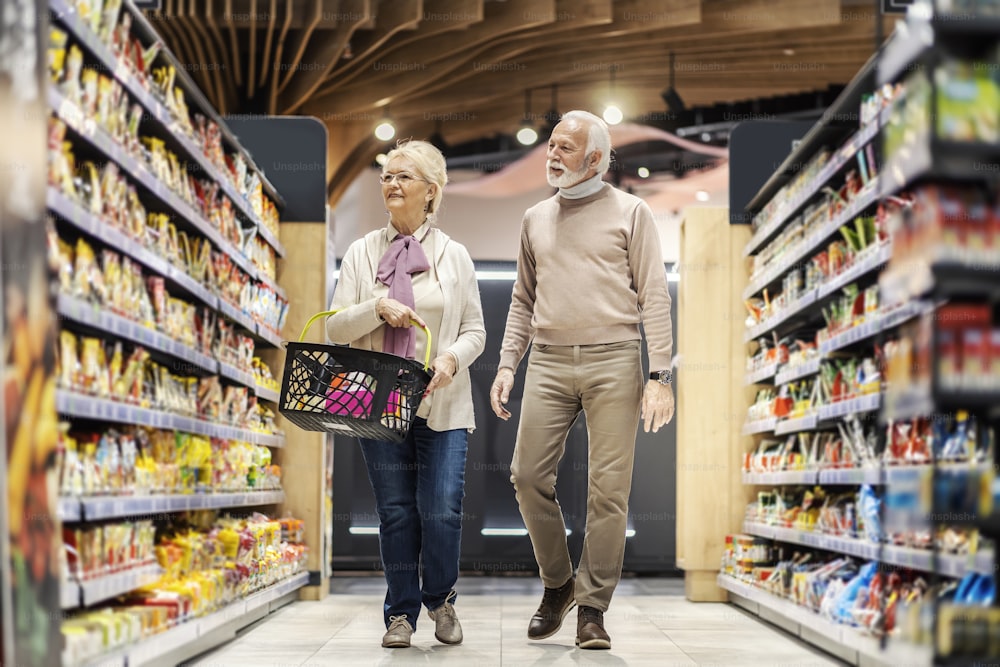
[326,139,486,649]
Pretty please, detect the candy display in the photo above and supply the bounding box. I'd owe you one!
[61,511,307,666]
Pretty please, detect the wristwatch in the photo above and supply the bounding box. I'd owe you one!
[649,369,673,385]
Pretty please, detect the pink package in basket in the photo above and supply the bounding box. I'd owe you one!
[325,387,402,418]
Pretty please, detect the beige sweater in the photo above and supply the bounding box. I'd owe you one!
[326,225,486,432]
[499,183,674,373]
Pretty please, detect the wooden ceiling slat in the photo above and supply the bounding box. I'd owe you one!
[258,0,278,92]
[277,0,325,94]
[280,0,374,114]
[204,0,239,114]
[268,0,295,113]
[325,0,484,90]
[224,0,244,86]
[247,0,258,91]
[182,0,224,110]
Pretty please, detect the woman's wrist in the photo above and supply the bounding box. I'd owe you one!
[375,298,385,322]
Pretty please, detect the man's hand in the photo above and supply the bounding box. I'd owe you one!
[641,381,675,433]
[424,353,457,396]
[376,297,426,329]
[490,368,515,420]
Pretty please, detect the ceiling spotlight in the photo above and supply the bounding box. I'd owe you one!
[700,132,712,142]
[374,120,395,141]
[517,125,538,145]
[602,65,623,125]
[517,89,538,145]
[660,52,686,114]
[783,48,796,56]
[695,190,710,202]
[637,167,650,179]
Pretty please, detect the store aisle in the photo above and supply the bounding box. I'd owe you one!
[186,577,842,666]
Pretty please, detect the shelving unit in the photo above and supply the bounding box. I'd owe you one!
[42,2,300,665]
[730,5,1000,664]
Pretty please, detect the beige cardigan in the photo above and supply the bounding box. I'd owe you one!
[325,226,486,433]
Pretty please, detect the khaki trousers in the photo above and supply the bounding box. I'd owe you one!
[510,340,643,611]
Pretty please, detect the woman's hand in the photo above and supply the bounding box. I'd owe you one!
[376,297,426,329]
[424,353,458,396]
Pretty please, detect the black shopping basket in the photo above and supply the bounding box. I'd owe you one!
[279,310,433,443]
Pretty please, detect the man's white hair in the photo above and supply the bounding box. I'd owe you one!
[560,110,612,175]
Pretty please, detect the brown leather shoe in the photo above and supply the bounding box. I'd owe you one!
[576,605,611,650]
[527,577,575,640]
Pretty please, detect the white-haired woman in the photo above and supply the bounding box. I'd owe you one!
[327,139,486,649]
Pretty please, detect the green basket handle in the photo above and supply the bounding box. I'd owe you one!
[298,309,433,371]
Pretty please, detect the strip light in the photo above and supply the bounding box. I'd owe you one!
[331,270,679,282]
[348,526,380,535]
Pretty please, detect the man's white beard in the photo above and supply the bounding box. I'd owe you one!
[546,159,590,188]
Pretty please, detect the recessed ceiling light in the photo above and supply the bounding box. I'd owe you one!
[783,48,796,56]
[637,167,650,178]
[695,190,710,202]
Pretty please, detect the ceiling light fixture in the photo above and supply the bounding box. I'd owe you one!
[374,107,395,141]
[516,89,538,146]
[602,64,623,125]
[660,52,686,114]
[637,167,650,178]
[695,190,710,202]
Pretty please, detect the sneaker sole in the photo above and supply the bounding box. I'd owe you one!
[434,632,463,645]
[527,602,577,640]
[576,636,611,650]
[382,641,411,648]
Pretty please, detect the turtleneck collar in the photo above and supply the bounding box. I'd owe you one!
[558,173,605,199]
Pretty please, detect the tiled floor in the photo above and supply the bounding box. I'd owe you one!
[186,576,844,666]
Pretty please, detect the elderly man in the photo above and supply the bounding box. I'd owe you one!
[490,110,675,650]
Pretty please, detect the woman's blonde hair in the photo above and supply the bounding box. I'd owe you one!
[384,139,448,214]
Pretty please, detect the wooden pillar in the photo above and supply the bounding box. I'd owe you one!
[273,222,330,601]
[675,206,754,601]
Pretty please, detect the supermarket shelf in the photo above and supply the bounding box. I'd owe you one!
[254,432,286,449]
[816,242,892,300]
[254,384,280,403]
[742,417,777,436]
[48,87,256,279]
[883,383,1000,422]
[56,390,261,443]
[253,323,285,349]
[57,294,218,375]
[882,136,1000,198]
[256,225,286,259]
[743,106,883,255]
[59,496,82,522]
[47,188,218,309]
[78,572,308,667]
[743,290,818,343]
[744,362,779,386]
[742,470,817,485]
[48,0,281,252]
[818,467,883,485]
[877,18,935,86]
[818,393,881,421]
[776,358,822,385]
[819,300,928,356]
[255,270,287,300]
[742,178,882,301]
[62,581,80,610]
[744,522,880,560]
[76,563,163,607]
[217,298,258,337]
[69,490,285,521]
[122,1,285,212]
[717,574,899,666]
[219,361,257,391]
[775,413,820,436]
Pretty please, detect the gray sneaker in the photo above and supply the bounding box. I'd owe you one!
[427,591,463,645]
[382,614,413,648]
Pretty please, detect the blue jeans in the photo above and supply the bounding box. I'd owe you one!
[358,417,468,629]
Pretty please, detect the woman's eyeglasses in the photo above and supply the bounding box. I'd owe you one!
[379,172,425,186]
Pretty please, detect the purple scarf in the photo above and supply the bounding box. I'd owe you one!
[376,233,430,359]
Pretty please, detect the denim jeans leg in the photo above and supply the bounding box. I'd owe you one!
[413,419,468,612]
[358,436,422,628]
